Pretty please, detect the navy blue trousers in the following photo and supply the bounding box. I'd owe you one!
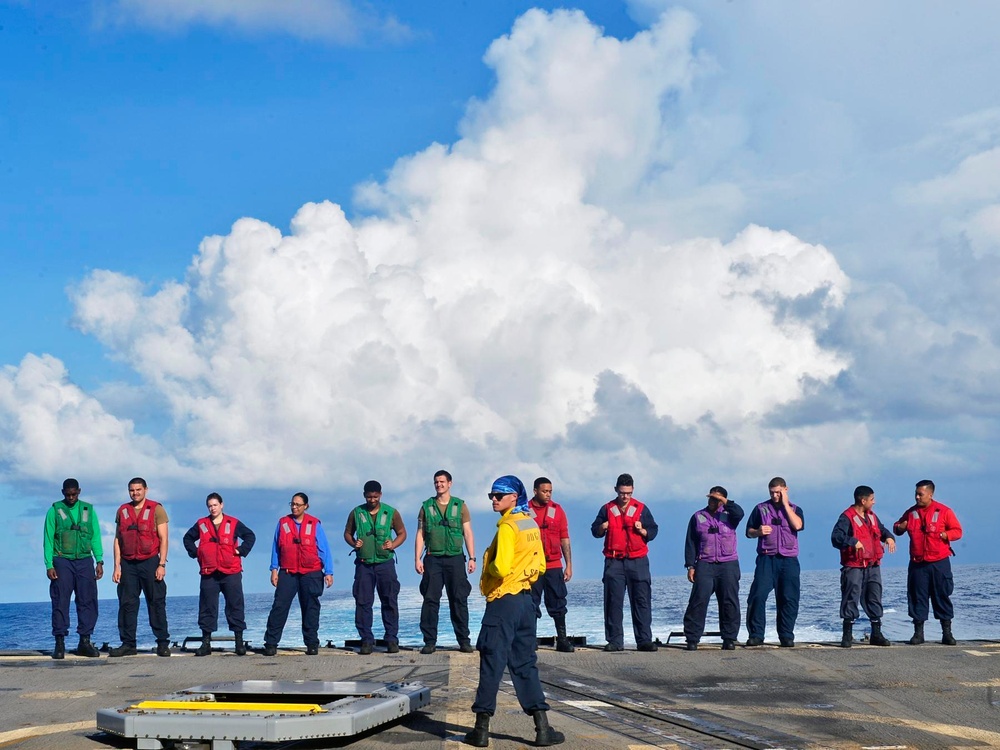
[198,571,246,633]
[118,555,169,646]
[839,565,884,622]
[530,567,568,619]
[264,570,324,648]
[418,554,471,645]
[353,560,400,644]
[907,558,954,622]
[472,590,549,716]
[50,557,99,637]
[746,554,800,641]
[602,556,652,648]
[683,560,741,642]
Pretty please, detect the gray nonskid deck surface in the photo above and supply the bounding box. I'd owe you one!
[1,640,999,749]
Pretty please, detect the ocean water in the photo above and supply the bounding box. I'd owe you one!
[3,564,997,651]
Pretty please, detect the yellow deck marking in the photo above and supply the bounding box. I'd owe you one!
[21,690,96,700]
[751,706,1000,745]
[132,700,325,713]
[0,720,94,744]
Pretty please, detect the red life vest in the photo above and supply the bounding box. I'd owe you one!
[839,507,885,568]
[603,499,649,559]
[196,515,242,575]
[530,500,567,568]
[897,501,961,563]
[117,500,161,561]
[277,513,323,573]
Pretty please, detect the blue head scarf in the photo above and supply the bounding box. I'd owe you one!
[491,475,529,514]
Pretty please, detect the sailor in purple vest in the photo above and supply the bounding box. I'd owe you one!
[682,486,744,651]
[745,477,804,647]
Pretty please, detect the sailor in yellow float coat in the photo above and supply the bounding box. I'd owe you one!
[465,475,564,748]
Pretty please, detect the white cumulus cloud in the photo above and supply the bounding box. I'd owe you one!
[0,354,176,481]
[0,7,866,503]
[19,8,851,493]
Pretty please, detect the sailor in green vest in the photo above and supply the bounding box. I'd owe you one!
[343,480,407,654]
[43,478,104,659]
[415,469,476,654]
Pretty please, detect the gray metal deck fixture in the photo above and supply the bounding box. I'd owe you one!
[96,678,431,750]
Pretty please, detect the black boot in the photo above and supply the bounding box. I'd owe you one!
[941,620,956,646]
[532,710,565,746]
[194,631,212,657]
[840,620,853,648]
[76,635,100,658]
[464,713,490,747]
[554,615,574,653]
[869,621,891,647]
[235,632,247,656]
[908,620,924,645]
[53,635,65,660]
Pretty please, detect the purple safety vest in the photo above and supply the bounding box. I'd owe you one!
[755,501,800,557]
[694,507,740,563]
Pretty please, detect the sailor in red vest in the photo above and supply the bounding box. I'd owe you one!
[110,477,171,657]
[262,492,334,655]
[893,479,963,646]
[344,480,407,654]
[528,477,574,652]
[682,486,744,651]
[831,485,896,647]
[183,493,256,656]
[590,473,659,652]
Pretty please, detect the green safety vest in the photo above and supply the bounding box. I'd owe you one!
[354,504,396,564]
[421,496,465,557]
[53,501,95,558]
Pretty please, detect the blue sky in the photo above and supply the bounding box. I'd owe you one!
[2,0,999,603]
